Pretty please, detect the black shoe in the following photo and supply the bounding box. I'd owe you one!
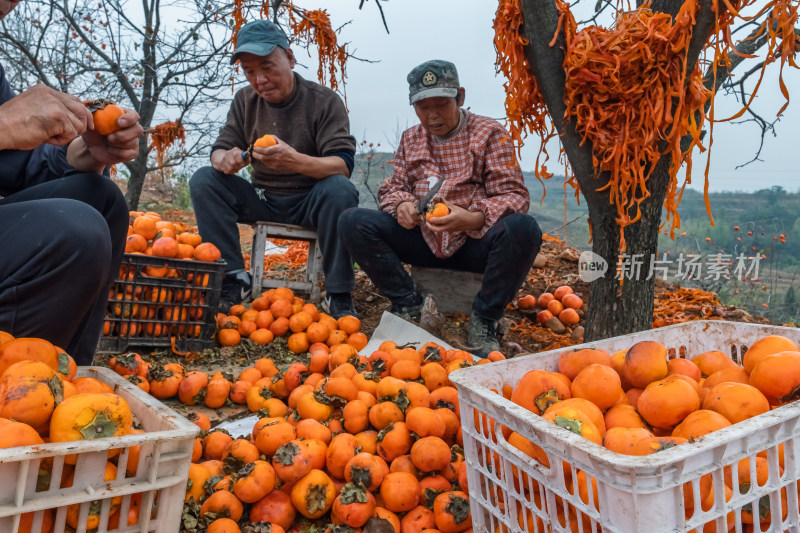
[323,292,358,319]
[390,302,422,323]
[390,292,424,323]
[467,312,500,358]
[218,274,252,314]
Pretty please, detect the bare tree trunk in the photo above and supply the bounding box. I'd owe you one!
[125,140,151,211]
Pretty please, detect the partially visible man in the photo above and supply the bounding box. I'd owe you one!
[339,60,542,357]
[0,0,143,364]
[190,20,359,318]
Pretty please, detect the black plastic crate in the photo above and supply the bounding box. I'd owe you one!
[97,253,225,354]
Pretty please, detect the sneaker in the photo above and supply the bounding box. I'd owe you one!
[466,312,500,358]
[323,292,358,319]
[219,274,252,314]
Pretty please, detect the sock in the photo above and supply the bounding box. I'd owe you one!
[226,269,251,284]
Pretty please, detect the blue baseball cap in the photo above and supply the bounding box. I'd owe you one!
[230,20,290,64]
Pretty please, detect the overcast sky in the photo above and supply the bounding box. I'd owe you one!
[289,0,799,194]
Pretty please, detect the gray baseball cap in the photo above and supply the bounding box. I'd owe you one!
[230,20,290,64]
[407,60,460,105]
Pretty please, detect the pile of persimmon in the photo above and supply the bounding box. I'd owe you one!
[104,211,222,339]
[214,288,366,351]
[175,337,497,533]
[494,334,800,531]
[0,333,151,530]
[517,285,584,331]
[125,211,221,264]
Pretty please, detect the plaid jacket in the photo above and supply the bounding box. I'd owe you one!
[378,111,529,258]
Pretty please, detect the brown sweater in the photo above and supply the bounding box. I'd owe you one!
[212,73,356,195]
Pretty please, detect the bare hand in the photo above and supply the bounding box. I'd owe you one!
[251,135,302,173]
[82,108,143,165]
[212,147,251,175]
[397,201,422,229]
[426,200,485,232]
[0,84,93,150]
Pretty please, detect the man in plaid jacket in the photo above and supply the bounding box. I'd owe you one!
[339,60,542,357]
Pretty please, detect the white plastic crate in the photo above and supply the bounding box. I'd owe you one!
[449,320,800,533]
[0,366,199,533]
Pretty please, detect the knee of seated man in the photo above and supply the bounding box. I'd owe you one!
[317,175,358,204]
[501,213,541,241]
[189,166,222,193]
[51,200,113,266]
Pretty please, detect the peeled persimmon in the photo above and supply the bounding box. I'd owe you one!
[255,134,277,147]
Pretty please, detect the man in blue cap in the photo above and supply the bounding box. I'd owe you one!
[190,20,359,317]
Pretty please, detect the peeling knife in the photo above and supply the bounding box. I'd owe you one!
[241,142,255,161]
[416,176,446,214]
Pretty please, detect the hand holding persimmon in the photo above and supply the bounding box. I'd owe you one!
[0,84,92,150]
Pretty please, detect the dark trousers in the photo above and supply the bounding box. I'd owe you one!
[338,208,542,321]
[0,172,128,364]
[189,167,358,293]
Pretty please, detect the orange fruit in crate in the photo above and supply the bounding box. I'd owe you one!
[571,364,622,411]
[194,242,221,262]
[629,436,688,455]
[622,341,668,388]
[603,427,654,454]
[691,350,738,377]
[132,215,158,240]
[558,348,612,380]
[666,358,702,382]
[125,233,147,253]
[177,232,203,246]
[742,335,800,374]
[748,350,800,402]
[177,243,195,259]
[702,382,769,424]
[637,377,699,430]
[151,237,179,258]
[671,410,731,440]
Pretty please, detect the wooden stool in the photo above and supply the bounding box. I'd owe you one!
[410,266,484,314]
[250,222,323,303]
